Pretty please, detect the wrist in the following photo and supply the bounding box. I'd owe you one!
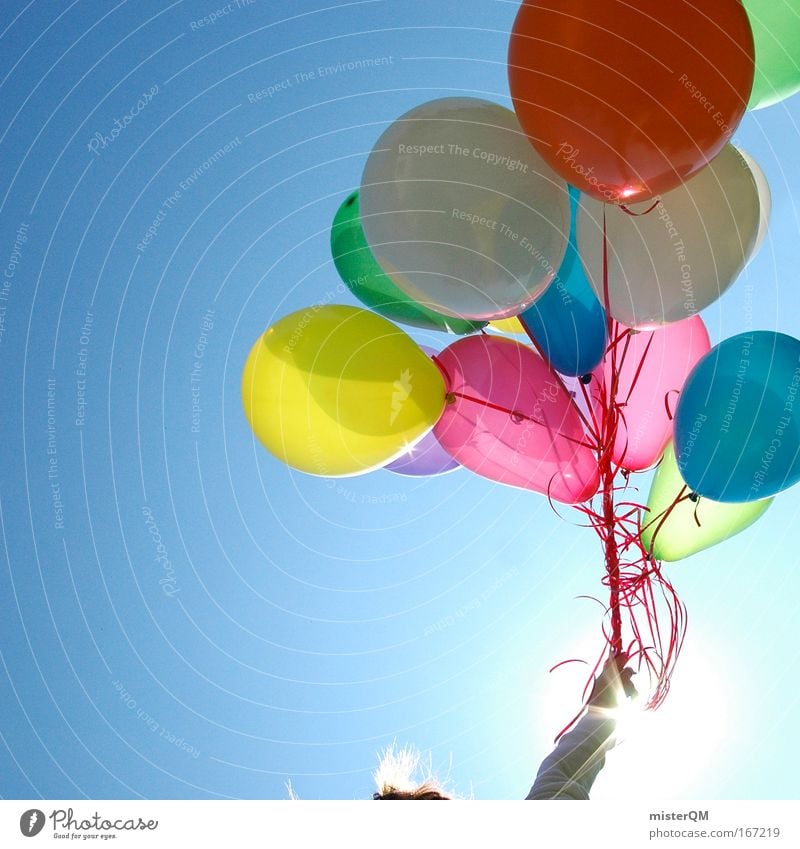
[586,705,616,719]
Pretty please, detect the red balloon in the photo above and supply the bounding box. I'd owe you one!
[433,336,599,503]
[508,0,755,204]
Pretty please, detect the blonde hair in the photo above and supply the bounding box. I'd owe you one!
[372,743,451,800]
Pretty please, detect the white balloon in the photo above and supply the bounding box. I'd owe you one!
[577,145,761,329]
[359,98,570,321]
[735,147,771,259]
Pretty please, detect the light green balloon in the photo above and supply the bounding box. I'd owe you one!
[641,442,773,562]
[745,0,800,110]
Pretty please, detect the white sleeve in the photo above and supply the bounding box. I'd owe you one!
[525,709,616,800]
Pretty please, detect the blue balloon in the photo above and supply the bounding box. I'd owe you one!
[519,186,607,377]
[674,331,800,503]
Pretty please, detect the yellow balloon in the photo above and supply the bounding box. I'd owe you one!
[242,305,446,476]
[488,317,525,335]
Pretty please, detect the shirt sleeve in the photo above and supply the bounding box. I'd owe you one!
[525,709,616,800]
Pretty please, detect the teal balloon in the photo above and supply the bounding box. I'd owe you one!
[331,192,485,335]
[518,186,607,377]
[674,331,800,502]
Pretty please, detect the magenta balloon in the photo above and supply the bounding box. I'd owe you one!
[433,336,600,503]
[592,317,711,472]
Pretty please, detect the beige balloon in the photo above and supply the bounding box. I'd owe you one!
[735,147,771,259]
[359,98,570,321]
[576,145,761,329]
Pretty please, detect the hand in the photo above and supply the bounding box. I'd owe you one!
[588,655,637,710]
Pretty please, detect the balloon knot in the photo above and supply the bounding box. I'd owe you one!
[580,374,592,385]
[689,492,700,503]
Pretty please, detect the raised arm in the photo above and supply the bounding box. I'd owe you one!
[526,657,636,800]
[525,709,616,799]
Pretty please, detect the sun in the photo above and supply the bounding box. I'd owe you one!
[534,634,730,800]
[594,643,729,799]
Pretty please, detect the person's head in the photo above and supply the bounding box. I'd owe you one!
[373,786,449,800]
[372,744,451,800]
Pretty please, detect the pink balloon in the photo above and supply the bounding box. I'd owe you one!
[592,317,711,472]
[433,336,600,503]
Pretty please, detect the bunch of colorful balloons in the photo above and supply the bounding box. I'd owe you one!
[242,0,800,700]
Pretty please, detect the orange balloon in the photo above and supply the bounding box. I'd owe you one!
[508,0,754,204]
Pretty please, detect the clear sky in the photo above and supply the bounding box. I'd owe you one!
[1,0,799,801]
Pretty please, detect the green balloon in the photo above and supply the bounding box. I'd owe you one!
[745,1,800,110]
[331,191,485,335]
[641,442,773,562]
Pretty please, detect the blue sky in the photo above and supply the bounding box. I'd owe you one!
[1,0,799,801]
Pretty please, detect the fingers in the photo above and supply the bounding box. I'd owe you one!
[621,672,638,699]
[593,657,637,705]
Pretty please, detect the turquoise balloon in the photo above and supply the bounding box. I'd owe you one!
[331,191,484,335]
[674,331,800,502]
[518,186,607,377]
